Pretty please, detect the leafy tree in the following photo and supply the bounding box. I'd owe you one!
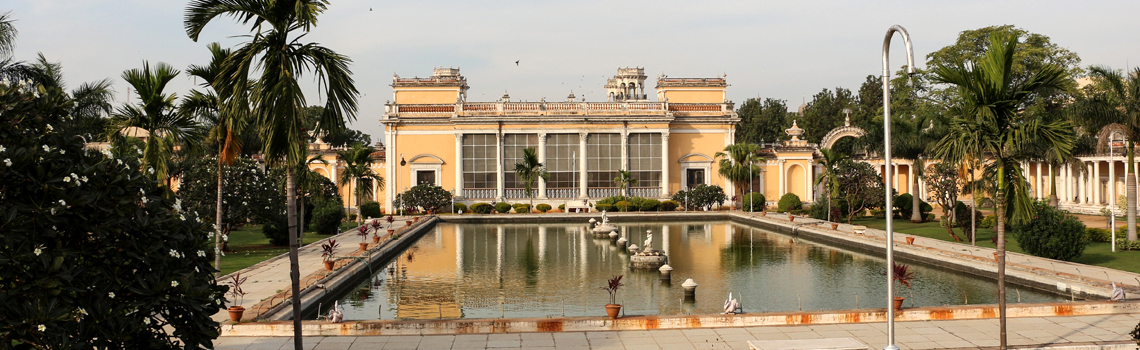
[932,33,1073,349]
[672,184,726,211]
[0,80,225,349]
[926,25,1082,101]
[304,105,371,147]
[179,156,282,246]
[814,148,848,221]
[924,161,964,241]
[188,2,361,340]
[1070,65,1140,241]
[835,160,886,224]
[29,53,115,140]
[308,197,345,235]
[735,98,788,144]
[402,184,452,213]
[337,143,383,221]
[514,147,549,211]
[800,87,857,143]
[714,143,761,201]
[1011,201,1088,261]
[107,62,203,189]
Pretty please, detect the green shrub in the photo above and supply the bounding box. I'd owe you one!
[536,203,552,212]
[360,201,382,219]
[893,193,933,220]
[979,215,996,229]
[672,184,727,210]
[596,203,615,212]
[777,193,802,212]
[924,213,935,222]
[261,215,297,246]
[1114,225,1140,240]
[628,197,646,211]
[742,193,766,212]
[348,213,358,221]
[660,200,679,211]
[513,203,531,213]
[310,198,346,235]
[494,202,512,214]
[639,199,660,211]
[453,203,468,214]
[558,204,566,211]
[471,203,493,214]
[615,201,632,212]
[1011,201,1088,261]
[1085,228,1112,243]
[870,208,886,219]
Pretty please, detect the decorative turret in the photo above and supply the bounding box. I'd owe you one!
[605,67,648,102]
[783,120,809,147]
[565,91,577,102]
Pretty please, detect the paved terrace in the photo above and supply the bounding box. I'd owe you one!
[212,313,1140,349]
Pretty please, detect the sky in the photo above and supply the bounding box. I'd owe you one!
[7,1,1140,143]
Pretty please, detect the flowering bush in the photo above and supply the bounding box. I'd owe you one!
[0,83,225,348]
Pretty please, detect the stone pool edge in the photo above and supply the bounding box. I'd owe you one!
[221,300,1140,336]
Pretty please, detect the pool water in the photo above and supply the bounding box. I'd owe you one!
[332,221,1063,320]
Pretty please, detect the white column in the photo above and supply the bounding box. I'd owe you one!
[662,225,671,257]
[537,133,548,199]
[1086,162,1093,204]
[724,131,734,197]
[908,163,915,197]
[455,133,464,197]
[1111,159,1117,207]
[496,226,504,277]
[538,226,547,264]
[726,224,735,248]
[1063,164,1070,204]
[660,132,670,197]
[778,160,787,196]
[496,133,505,201]
[892,165,900,193]
[579,132,588,199]
[1095,161,1102,204]
[1036,162,1043,200]
[621,131,629,198]
[384,128,395,210]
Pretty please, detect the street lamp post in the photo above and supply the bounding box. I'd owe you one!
[399,154,406,216]
[882,24,916,350]
[1111,133,1123,252]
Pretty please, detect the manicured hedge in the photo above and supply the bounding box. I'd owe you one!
[471,203,493,214]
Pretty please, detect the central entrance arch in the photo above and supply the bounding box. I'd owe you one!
[820,125,866,150]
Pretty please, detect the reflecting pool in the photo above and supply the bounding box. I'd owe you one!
[332,221,1064,320]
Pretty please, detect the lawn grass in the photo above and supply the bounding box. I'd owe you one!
[847,217,1140,274]
[219,221,358,276]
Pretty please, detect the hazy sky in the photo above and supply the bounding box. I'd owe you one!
[8,1,1140,142]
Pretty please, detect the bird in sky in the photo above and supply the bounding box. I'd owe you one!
[515,60,520,66]
[369,7,372,11]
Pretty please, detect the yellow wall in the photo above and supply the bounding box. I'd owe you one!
[668,132,729,194]
[657,87,725,103]
[394,87,461,104]
[786,162,807,202]
[393,133,459,194]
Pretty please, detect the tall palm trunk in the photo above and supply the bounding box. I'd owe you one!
[286,168,302,339]
[1129,142,1137,241]
[910,174,922,223]
[215,159,223,276]
[996,165,1008,350]
[1049,164,1059,208]
[298,196,305,241]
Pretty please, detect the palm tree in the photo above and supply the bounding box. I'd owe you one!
[714,143,762,206]
[513,147,549,212]
[1072,66,1140,241]
[29,53,115,139]
[108,61,202,188]
[814,148,849,222]
[337,143,383,222]
[613,169,637,211]
[183,42,250,274]
[185,1,359,344]
[933,33,1072,350]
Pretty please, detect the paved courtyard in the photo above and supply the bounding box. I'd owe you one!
[213,312,1140,350]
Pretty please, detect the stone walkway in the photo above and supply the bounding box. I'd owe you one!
[214,217,413,323]
[211,312,1140,349]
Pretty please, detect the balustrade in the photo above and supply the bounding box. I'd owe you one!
[463,188,495,199]
[629,187,659,198]
[588,188,620,198]
[546,188,577,199]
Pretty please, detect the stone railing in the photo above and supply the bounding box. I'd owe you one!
[504,189,535,199]
[386,101,707,118]
[546,188,577,199]
[463,188,495,200]
[629,187,659,198]
[589,188,620,198]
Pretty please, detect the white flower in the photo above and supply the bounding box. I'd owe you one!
[108,292,115,299]
[179,214,185,220]
[2,159,10,167]
[169,249,178,258]
[195,266,199,273]
[197,250,206,257]
[77,308,87,316]
[0,145,5,152]
[116,159,122,165]
[37,324,45,332]
[137,149,143,156]
[45,124,53,131]
[34,247,42,256]
[50,208,57,215]
[59,149,65,155]
[58,199,66,207]
[101,149,112,158]
[143,318,150,325]
[141,197,148,204]
[148,168,154,175]
[63,177,71,183]
[42,145,50,152]
[80,176,88,183]
[171,281,179,287]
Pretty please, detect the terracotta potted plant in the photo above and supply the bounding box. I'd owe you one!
[906,236,915,245]
[891,262,914,310]
[788,214,795,222]
[386,214,396,235]
[321,239,339,271]
[226,272,249,322]
[599,275,625,319]
[831,223,839,230]
[370,219,383,243]
[357,226,369,251]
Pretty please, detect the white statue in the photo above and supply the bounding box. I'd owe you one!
[328,300,344,323]
[723,293,741,314]
[643,233,653,251]
[600,210,609,226]
[1111,282,1126,301]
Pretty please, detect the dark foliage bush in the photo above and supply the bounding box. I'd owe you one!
[262,214,297,246]
[672,184,727,210]
[1011,201,1088,261]
[742,193,766,212]
[453,203,468,214]
[513,203,531,213]
[536,203,552,212]
[615,201,632,212]
[596,203,615,212]
[471,203,493,214]
[777,193,802,212]
[1085,228,1112,243]
[402,184,452,213]
[558,204,566,211]
[494,202,512,214]
[639,199,660,211]
[660,200,679,211]
[360,201,382,219]
[893,193,933,220]
[309,198,345,235]
[0,84,224,348]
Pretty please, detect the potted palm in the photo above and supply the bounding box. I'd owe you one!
[599,275,625,319]
[370,219,382,243]
[321,239,339,270]
[891,262,914,310]
[357,225,369,251]
[226,272,249,322]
